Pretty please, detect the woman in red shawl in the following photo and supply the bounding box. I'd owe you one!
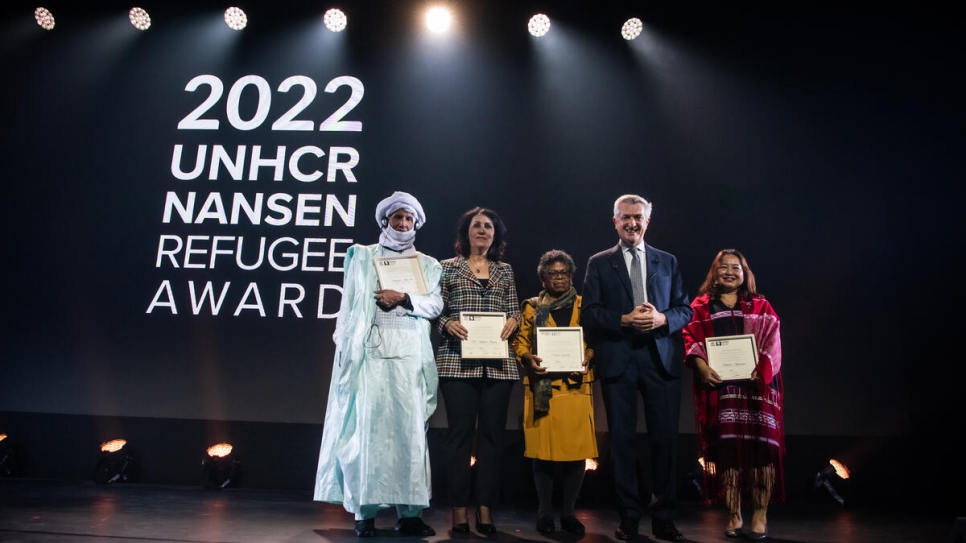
[682,249,783,541]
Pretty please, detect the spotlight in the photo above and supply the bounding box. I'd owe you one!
[621,18,643,40]
[93,439,135,485]
[584,458,599,472]
[686,457,711,497]
[202,442,240,489]
[0,434,17,477]
[129,7,151,30]
[528,14,550,37]
[34,7,55,30]
[814,459,850,504]
[425,7,452,33]
[224,7,247,31]
[323,8,347,32]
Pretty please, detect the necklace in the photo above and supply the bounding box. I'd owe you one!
[469,257,488,274]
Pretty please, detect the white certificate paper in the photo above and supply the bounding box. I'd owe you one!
[706,334,758,381]
[374,255,429,295]
[536,327,585,373]
[459,311,508,359]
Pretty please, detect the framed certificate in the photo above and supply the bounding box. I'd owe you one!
[706,334,758,381]
[535,327,585,373]
[459,311,508,359]
[374,254,429,295]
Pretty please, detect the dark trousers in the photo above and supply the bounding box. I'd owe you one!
[600,349,681,523]
[439,377,514,507]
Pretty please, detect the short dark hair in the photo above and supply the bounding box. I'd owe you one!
[454,207,508,261]
[536,249,576,279]
[697,248,761,300]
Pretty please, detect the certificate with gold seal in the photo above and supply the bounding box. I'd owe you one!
[535,327,585,373]
[706,334,758,381]
[459,311,508,359]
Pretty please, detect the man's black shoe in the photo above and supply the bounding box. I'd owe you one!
[355,518,376,537]
[615,519,639,540]
[652,520,684,542]
[395,517,436,537]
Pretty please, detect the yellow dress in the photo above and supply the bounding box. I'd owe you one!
[513,297,598,461]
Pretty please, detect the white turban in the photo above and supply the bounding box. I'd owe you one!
[375,191,426,230]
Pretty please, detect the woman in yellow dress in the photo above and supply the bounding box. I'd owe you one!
[513,249,597,535]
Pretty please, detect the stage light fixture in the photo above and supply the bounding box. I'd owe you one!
[814,458,850,504]
[129,7,151,30]
[93,439,135,485]
[323,8,347,32]
[621,18,643,40]
[224,7,247,31]
[528,14,550,37]
[584,458,599,472]
[425,7,452,33]
[34,7,55,30]
[202,442,240,489]
[0,434,15,477]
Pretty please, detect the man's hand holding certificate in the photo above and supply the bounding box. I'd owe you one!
[374,255,429,295]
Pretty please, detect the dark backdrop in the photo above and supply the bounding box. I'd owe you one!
[1,0,962,510]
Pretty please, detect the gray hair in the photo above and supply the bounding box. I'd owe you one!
[536,249,577,279]
[612,194,653,219]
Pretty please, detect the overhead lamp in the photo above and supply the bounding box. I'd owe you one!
[528,14,550,37]
[814,459,850,504]
[425,7,452,33]
[93,439,135,484]
[34,7,55,30]
[621,18,643,40]
[129,7,151,30]
[224,7,247,31]
[202,442,240,489]
[323,8,347,32]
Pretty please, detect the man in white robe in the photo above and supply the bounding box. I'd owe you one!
[315,191,442,537]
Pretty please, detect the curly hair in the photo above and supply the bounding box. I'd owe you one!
[536,249,576,279]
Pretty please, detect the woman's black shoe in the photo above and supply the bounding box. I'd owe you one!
[475,508,497,535]
[536,515,555,534]
[451,523,470,535]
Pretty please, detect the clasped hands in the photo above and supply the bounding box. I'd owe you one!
[621,302,666,332]
[374,289,407,309]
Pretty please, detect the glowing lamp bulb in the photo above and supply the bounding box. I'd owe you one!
[426,7,452,33]
[35,7,55,30]
[830,459,850,479]
[100,439,127,453]
[324,9,347,32]
[207,443,234,458]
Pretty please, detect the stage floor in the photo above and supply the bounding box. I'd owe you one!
[0,480,956,543]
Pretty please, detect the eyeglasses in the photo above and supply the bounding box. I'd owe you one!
[545,270,571,278]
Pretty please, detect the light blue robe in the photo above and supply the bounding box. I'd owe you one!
[314,243,443,515]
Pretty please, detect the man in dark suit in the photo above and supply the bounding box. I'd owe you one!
[580,194,692,542]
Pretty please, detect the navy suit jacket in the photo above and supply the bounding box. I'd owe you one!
[580,242,692,378]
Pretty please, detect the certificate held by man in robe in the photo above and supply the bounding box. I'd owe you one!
[535,327,585,373]
[706,334,758,381]
[459,311,508,359]
[374,254,429,295]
